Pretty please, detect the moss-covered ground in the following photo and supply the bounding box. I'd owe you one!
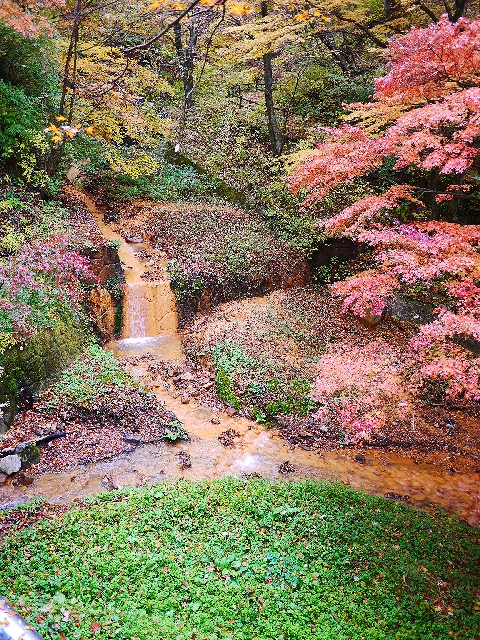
[1,478,479,640]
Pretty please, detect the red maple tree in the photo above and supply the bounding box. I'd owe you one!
[288,15,480,408]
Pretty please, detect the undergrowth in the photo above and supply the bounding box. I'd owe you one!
[211,341,318,422]
[1,479,479,639]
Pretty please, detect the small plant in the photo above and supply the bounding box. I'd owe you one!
[164,421,188,442]
[107,239,121,251]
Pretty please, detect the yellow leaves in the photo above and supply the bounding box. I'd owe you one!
[295,9,329,22]
[149,0,185,9]
[45,121,94,145]
[294,10,308,21]
[229,1,253,15]
[103,149,161,179]
[313,9,330,21]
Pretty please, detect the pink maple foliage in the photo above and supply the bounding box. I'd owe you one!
[312,342,406,442]
[0,235,94,342]
[288,15,480,409]
[0,0,64,37]
[287,15,480,203]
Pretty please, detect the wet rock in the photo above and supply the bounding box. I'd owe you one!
[0,454,21,475]
[385,492,411,502]
[278,461,296,474]
[218,429,240,447]
[356,308,383,328]
[176,451,191,469]
[445,419,456,435]
[181,395,191,404]
[126,234,143,244]
[125,434,141,445]
[355,454,366,464]
[35,428,44,436]
[101,475,116,491]
[241,472,262,480]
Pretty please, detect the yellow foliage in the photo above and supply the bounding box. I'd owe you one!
[344,102,414,134]
[103,149,161,179]
[229,2,254,15]
[60,39,175,148]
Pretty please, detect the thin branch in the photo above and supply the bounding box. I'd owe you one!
[122,0,211,54]
[331,12,387,48]
[414,2,439,22]
[414,187,480,201]
[192,3,226,90]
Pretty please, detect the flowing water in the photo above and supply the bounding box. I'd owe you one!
[1,197,479,526]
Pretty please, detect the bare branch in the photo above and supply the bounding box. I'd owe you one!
[122,0,218,54]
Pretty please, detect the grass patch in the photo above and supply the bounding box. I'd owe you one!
[1,478,479,639]
[210,341,317,421]
[36,343,187,441]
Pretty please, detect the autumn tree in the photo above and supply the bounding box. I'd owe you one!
[288,15,480,405]
[0,0,64,37]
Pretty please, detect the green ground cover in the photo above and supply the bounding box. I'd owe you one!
[1,479,479,640]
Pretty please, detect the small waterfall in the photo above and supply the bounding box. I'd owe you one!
[122,281,178,339]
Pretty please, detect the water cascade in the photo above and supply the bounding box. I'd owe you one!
[122,280,178,339]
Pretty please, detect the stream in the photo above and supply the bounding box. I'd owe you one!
[1,197,479,526]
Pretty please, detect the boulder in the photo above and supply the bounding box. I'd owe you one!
[124,434,141,445]
[356,308,383,328]
[0,454,21,475]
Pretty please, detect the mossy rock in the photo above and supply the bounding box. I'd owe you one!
[0,313,87,428]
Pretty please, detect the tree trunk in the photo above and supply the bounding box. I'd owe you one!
[261,1,283,156]
[174,20,197,109]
